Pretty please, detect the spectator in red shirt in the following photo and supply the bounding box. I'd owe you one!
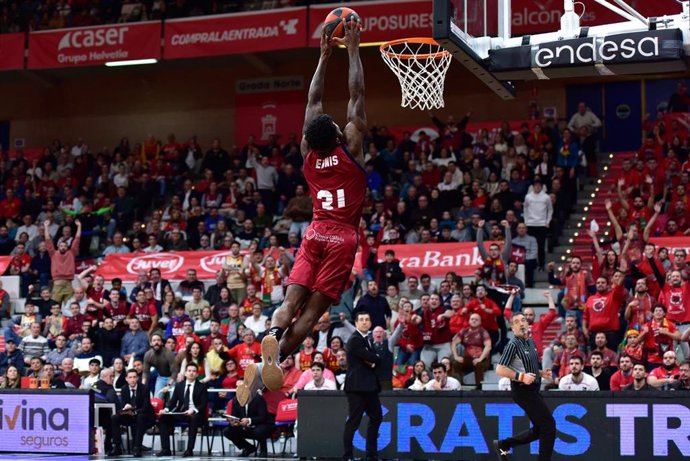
[451,313,492,389]
[583,274,626,350]
[0,188,22,221]
[393,303,422,366]
[557,313,587,351]
[8,242,32,296]
[228,329,261,378]
[647,350,680,390]
[641,304,681,370]
[657,269,690,358]
[464,286,502,350]
[44,219,81,305]
[610,354,635,391]
[521,291,558,357]
[555,333,586,380]
[128,290,159,336]
[587,332,619,370]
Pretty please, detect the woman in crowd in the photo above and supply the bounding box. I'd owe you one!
[403,360,427,388]
[194,306,213,336]
[0,365,20,389]
[212,287,234,321]
[177,341,210,382]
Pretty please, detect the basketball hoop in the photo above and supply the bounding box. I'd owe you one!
[379,37,452,111]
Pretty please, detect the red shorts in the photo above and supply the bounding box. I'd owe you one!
[287,220,358,302]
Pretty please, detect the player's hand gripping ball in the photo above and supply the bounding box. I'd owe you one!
[323,7,361,41]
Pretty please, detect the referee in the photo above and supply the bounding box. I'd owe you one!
[494,312,555,461]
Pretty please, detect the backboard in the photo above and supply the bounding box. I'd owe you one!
[433,0,690,100]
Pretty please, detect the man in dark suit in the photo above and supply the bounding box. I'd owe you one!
[109,369,155,457]
[343,311,382,461]
[157,364,207,457]
[222,388,275,456]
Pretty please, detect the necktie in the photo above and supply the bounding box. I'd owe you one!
[183,383,191,410]
[131,387,136,402]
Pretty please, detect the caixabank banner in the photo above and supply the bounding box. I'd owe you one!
[298,391,690,460]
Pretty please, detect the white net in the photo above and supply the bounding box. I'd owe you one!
[380,38,452,111]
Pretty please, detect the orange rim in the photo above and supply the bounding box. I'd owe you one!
[380,37,449,60]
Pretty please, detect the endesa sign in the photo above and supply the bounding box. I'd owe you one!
[308,0,432,46]
[164,7,307,59]
[299,391,690,460]
[0,390,92,454]
[28,21,161,69]
[489,28,685,80]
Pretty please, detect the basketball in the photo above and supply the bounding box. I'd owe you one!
[323,7,360,40]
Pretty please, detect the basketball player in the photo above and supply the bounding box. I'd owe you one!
[236,18,367,405]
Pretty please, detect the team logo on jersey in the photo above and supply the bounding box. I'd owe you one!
[304,229,344,244]
[592,298,606,312]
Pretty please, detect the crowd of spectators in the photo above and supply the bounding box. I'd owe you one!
[0,98,690,456]
[0,0,367,33]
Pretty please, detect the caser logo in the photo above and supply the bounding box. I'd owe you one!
[58,27,129,51]
[126,253,184,275]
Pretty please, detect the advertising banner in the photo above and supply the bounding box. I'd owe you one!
[375,242,496,278]
[0,256,11,275]
[0,33,25,71]
[511,0,682,35]
[99,241,494,282]
[0,390,93,454]
[298,391,690,460]
[164,7,307,59]
[28,21,161,69]
[650,236,690,260]
[234,76,305,145]
[489,28,685,80]
[308,0,433,47]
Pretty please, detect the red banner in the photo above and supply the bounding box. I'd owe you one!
[650,237,690,261]
[234,78,305,145]
[0,33,25,71]
[511,0,681,35]
[308,0,432,47]
[164,7,307,59]
[376,242,496,278]
[0,256,11,275]
[28,21,161,69]
[97,251,239,282]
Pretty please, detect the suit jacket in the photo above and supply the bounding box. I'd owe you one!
[228,395,274,426]
[345,331,382,393]
[120,384,155,416]
[167,380,208,415]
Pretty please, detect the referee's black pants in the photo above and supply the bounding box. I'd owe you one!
[504,386,555,461]
[343,391,382,460]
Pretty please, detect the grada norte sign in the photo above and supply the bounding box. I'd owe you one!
[489,28,685,80]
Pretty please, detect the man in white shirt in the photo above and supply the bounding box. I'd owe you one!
[243,303,268,336]
[558,356,599,391]
[567,102,602,132]
[15,214,39,242]
[424,361,461,391]
[303,362,337,391]
[523,181,553,270]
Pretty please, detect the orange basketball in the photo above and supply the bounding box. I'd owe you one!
[323,7,360,40]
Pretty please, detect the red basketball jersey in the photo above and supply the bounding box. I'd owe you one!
[304,144,366,228]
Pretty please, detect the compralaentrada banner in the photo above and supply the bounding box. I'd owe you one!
[298,390,690,460]
[0,390,92,454]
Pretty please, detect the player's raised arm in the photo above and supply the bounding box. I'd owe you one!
[338,19,366,166]
[301,27,333,156]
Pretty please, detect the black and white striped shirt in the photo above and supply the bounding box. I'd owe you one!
[499,336,541,387]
